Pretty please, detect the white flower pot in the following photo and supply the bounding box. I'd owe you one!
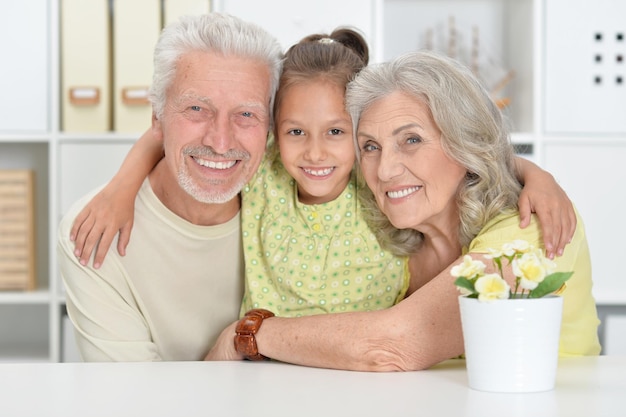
[458,295,563,393]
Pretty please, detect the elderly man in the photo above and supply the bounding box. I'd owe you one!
[57,13,283,361]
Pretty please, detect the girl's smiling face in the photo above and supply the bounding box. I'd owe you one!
[276,79,355,205]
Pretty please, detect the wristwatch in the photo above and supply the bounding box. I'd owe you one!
[234,309,275,361]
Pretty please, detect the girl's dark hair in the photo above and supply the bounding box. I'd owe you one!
[272,27,369,127]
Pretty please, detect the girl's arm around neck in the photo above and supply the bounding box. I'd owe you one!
[71,127,165,267]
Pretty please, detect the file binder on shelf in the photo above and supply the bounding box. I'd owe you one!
[112,0,161,133]
[0,170,36,291]
[61,0,111,132]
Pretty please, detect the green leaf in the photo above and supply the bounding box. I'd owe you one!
[493,256,503,275]
[528,271,573,298]
[454,277,475,293]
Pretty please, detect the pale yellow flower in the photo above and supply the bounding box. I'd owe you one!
[502,239,532,257]
[484,247,503,259]
[475,273,510,302]
[512,249,555,290]
[454,239,571,301]
[450,255,486,279]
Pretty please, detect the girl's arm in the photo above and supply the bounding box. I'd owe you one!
[71,127,164,268]
[515,156,576,259]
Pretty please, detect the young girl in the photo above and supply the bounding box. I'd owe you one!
[238,29,409,316]
[70,29,576,317]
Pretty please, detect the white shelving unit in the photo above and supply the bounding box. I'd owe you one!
[1,0,623,362]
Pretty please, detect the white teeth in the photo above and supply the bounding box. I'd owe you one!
[303,167,334,177]
[194,157,236,170]
[387,186,420,199]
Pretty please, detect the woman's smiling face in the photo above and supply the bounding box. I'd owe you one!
[356,91,467,232]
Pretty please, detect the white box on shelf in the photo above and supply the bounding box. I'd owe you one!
[0,1,49,132]
[544,0,626,135]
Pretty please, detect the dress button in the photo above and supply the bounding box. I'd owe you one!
[312,223,321,232]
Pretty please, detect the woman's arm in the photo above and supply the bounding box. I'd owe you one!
[204,208,556,371]
[205,259,466,371]
[514,156,576,259]
[71,126,164,268]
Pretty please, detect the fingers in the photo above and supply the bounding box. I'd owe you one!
[540,205,578,260]
[543,214,560,260]
[92,228,118,269]
[117,221,134,257]
[517,194,531,228]
[554,206,577,258]
[71,210,116,268]
[518,189,576,259]
[78,221,107,267]
[70,209,90,242]
[72,214,97,259]
[520,203,562,260]
[68,186,136,268]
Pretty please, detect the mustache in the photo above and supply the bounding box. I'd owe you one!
[182,146,250,161]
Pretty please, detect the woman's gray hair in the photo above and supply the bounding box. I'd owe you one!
[346,50,521,256]
[150,13,284,119]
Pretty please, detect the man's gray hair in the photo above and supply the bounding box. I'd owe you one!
[150,13,283,119]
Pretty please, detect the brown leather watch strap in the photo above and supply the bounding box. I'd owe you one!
[234,309,275,361]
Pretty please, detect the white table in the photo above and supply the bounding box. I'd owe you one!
[0,356,623,417]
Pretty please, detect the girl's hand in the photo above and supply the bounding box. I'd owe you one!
[69,128,164,268]
[70,184,136,269]
[518,173,576,260]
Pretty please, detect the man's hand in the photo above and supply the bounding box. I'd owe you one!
[204,322,243,361]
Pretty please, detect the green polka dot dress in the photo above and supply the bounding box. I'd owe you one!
[240,152,409,318]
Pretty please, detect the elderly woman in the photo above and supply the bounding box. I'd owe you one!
[207,51,601,370]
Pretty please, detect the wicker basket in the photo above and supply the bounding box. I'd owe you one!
[0,170,36,290]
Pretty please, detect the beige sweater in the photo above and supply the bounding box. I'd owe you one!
[58,179,244,361]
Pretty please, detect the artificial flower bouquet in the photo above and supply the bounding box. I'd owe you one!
[452,239,573,302]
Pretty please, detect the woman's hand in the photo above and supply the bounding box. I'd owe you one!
[70,184,136,269]
[204,322,243,361]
